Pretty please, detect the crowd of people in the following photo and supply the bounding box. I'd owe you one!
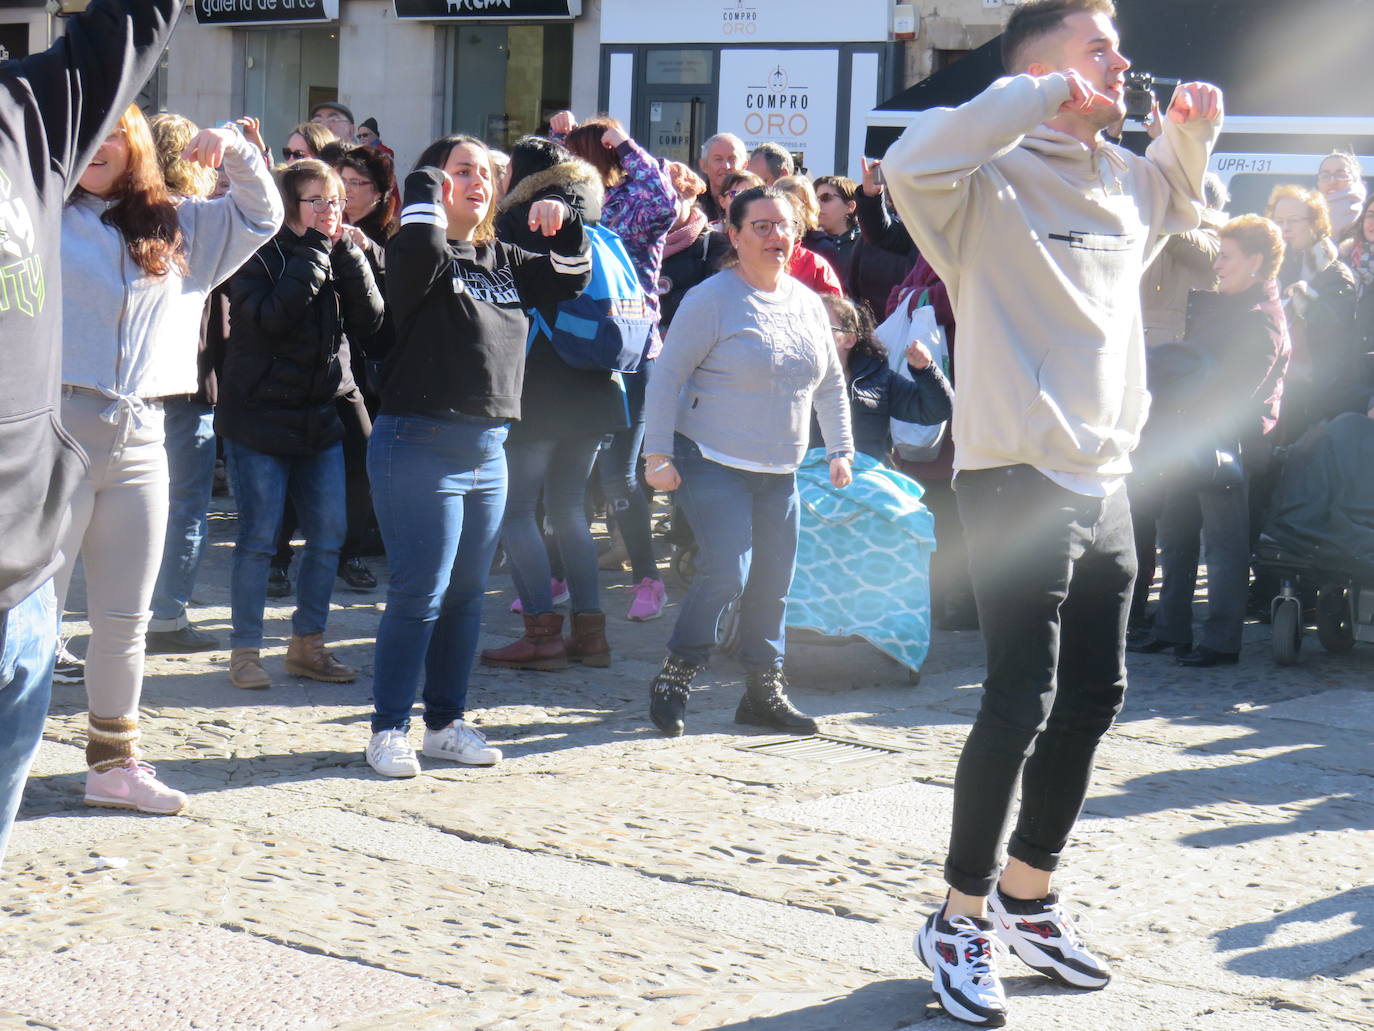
[1,0,1372,1027]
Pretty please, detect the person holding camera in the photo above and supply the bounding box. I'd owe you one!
[881,0,1221,1022]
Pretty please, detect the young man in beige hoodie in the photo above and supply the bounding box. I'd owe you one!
[880,1,1221,1024]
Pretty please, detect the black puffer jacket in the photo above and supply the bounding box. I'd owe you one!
[217,226,384,456]
[657,226,731,330]
[494,160,628,442]
[808,350,953,462]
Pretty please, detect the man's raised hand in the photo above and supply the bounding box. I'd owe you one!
[1059,69,1117,118]
[1167,82,1223,124]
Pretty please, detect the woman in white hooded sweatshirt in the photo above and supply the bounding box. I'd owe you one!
[56,105,282,815]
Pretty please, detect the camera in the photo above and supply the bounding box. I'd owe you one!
[1124,71,1181,122]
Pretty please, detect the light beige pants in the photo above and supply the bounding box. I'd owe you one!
[54,390,168,725]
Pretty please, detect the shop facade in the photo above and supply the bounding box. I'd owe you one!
[162,0,593,171]
[598,0,901,178]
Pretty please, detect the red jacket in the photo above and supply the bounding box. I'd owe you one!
[788,244,844,296]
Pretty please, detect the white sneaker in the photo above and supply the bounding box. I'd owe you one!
[421,719,502,766]
[366,729,420,778]
[915,906,1009,1027]
[987,888,1111,989]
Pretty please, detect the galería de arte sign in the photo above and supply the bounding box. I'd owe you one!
[200,0,320,13]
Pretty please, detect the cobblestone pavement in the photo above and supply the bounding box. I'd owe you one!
[2,501,1372,1030]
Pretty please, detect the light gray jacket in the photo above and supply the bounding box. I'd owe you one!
[643,268,853,471]
[61,133,283,422]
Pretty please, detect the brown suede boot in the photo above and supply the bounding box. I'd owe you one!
[480,612,569,671]
[566,610,611,668]
[284,633,357,683]
[229,648,271,690]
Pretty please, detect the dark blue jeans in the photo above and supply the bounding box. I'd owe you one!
[596,360,658,582]
[949,465,1135,896]
[225,439,346,650]
[503,432,603,614]
[369,414,508,733]
[0,580,55,866]
[668,435,799,672]
[150,398,217,630]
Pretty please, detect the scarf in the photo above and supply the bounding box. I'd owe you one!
[1349,239,1374,296]
[1325,184,1368,237]
[663,206,708,258]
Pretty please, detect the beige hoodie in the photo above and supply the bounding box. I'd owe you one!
[883,72,1219,480]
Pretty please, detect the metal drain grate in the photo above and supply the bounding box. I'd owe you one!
[736,735,906,765]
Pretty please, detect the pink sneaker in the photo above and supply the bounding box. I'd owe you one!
[627,578,667,622]
[511,578,572,614]
[84,759,188,815]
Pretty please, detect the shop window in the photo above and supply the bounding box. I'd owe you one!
[447,23,573,151]
[242,28,340,157]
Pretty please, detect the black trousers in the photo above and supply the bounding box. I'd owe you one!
[947,465,1135,896]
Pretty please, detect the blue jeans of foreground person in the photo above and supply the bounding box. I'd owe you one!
[948,464,1135,896]
[149,398,217,631]
[225,440,346,650]
[0,581,56,866]
[502,432,603,614]
[368,414,508,734]
[667,434,799,672]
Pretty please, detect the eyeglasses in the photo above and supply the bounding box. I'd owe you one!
[314,113,351,126]
[829,325,851,334]
[282,147,310,161]
[341,177,376,191]
[299,196,343,212]
[747,218,797,238]
[1317,169,1353,183]
[816,193,842,204]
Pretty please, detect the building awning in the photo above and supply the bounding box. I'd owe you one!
[866,0,1374,157]
[393,0,581,19]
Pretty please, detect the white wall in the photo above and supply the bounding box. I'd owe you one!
[338,0,445,173]
[569,0,601,118]
[163,18,239,131]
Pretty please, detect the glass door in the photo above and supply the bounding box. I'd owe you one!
[634,48,716,165]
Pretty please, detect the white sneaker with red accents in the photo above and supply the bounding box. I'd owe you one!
[987,888,1111,989]
[84,759,187,815]
[915,906,1008,1027]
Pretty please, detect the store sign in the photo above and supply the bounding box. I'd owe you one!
[195,0,338,25]
[718,49,839,176]
[393,0,581,19]
[600,0,886,44]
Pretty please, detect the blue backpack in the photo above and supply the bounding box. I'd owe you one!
[530,223,655,373]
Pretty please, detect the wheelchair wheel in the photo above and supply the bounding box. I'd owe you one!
[1316,587,1356,654]
[1271,596,1303,665]
[718,596,742,657]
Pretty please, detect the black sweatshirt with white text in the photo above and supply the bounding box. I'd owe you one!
[379,168,592,422]
[0,0,181,610]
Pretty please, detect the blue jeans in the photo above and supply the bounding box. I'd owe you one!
[596,361,658,582]
[503,432,603,614]
[225,439,346,650]
[0,581,56,866]
[150,398,217,630]
[369,414,508,733]
[668,435,799,672]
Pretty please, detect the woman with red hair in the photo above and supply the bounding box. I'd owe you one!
[56,104,281,814]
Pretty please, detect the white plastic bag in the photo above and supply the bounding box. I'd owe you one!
[874,288,949,463]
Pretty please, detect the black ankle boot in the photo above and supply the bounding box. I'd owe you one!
[649,655,701,737]
[736,668,817,734]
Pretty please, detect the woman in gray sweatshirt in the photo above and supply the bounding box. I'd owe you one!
[641,185,854,738]
[56,105,282,816]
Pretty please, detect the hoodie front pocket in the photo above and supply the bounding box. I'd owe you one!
[1021,350,1141,464]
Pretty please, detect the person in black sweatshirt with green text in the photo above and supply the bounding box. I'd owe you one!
[0,0,181,866]
[363,135,591,779]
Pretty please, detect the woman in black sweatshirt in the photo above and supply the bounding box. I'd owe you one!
[364,134,591,779]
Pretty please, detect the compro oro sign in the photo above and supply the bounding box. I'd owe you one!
[196,0,338,23]
[718,50,838,176]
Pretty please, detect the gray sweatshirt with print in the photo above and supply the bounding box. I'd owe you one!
[643,268,853,471]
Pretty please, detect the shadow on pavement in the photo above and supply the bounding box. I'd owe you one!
[1214,886,1374,979]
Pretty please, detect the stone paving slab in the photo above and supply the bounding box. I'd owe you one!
[0,925,463,1030]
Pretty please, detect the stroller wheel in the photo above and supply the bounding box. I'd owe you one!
[670,544,697,588]
[1316,586,1357,654]
[1271,596,1303,665]
[718,596,743,657]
